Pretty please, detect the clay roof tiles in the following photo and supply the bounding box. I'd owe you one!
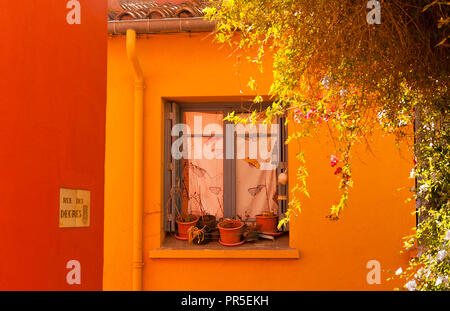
[109,0,208,21]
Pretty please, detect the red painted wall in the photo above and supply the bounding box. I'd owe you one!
[0,1,107,290]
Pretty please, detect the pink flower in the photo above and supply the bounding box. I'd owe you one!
[330,155,339,167]
[294,110,304,123]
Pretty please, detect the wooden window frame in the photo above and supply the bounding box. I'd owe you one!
[164,101,289,232]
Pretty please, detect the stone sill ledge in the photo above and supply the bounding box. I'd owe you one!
[148,248,300,259]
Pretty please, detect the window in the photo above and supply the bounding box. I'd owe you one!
[164,102,288,234]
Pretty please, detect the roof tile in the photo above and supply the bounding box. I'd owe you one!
[109,0,207,21]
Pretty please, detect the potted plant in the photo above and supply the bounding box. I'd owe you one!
[176,214,199,239]
[255,213,278,233]
[187,225,208,245]
[254,179,278,233]
[166,178,199,239]
[194,188,218,231]
[198,214,216,229]
[217,218,244,245]
[184,188,217,244]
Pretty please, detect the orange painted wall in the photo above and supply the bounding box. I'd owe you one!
[0,1,107,290]
[105,32,415,290]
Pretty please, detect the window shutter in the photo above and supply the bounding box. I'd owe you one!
[277,117,289,231]
[164,102,180,232]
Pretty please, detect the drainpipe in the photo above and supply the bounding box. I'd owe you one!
[126,29,144,291]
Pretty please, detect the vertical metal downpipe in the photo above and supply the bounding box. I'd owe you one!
[126,29,145,291]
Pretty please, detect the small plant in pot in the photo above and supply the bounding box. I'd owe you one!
[217,218,244,244]
[193,188,218,232]
[187,225,208,245]
[186,189,218,244]
[166,178,199,239]
[253,180,278,233]
[176,214,199,239]
[256,212,278,233]
[198,214,216,229]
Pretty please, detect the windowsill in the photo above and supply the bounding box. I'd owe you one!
[149,233,299,259]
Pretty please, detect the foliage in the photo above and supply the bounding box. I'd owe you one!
[204,0,449,290]
[396,106,449,290]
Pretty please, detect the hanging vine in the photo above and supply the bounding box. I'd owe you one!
[204,0,449,290]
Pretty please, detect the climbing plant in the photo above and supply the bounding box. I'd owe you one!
[204,0,449,290]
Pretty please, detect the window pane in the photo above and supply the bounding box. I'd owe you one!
[181,135,224,219]
[183,111,224,135]
[236,133,279,220]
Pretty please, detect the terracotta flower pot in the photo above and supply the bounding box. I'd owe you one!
[217,219,243,244]
[197,215,217,230]
[256,214,278,233]
[176,215,198,239]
